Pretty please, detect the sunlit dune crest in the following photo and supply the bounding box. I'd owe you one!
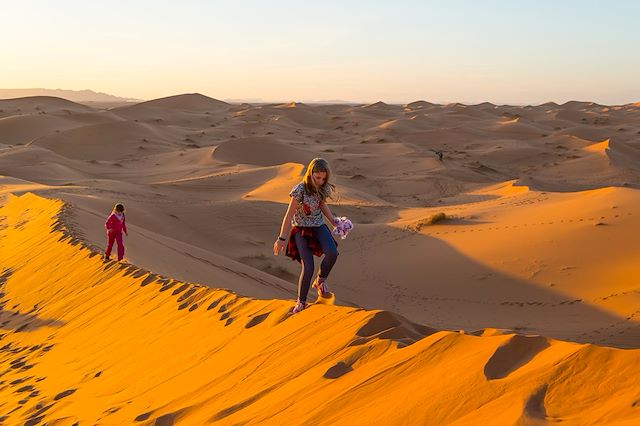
[275,101,306,109]
[470,179,531,196]
[244,162,305,202]
[498,117,519,125]
[584,139,610,153]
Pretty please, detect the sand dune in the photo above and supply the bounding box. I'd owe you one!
[0,115,88,145]
[2,93,640,422]
[405,100,440,109]
[0,145,94,183]
[1,193,639,425]
[0,95,94,116]
[32,120,179,161]
[123,93,230,111]
[111,94,231,128]
[583,139,610,153]
[213,136,314,166]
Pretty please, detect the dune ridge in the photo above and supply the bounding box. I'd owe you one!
[1,193,640,424]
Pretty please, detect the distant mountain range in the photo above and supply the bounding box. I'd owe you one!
[0,88,141,103]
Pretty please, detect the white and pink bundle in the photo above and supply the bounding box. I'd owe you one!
[332,216,354,240]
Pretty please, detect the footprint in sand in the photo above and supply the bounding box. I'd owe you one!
[177,287,197,301]
[245,312,270,328]
[135,411,153,422]
[159,282,177,292]
[171,283,189,296]
[54,388,76,400]
[207,299,221,310]
[15,384,35,393]
[140,274,158,287]
[324,361,353,379]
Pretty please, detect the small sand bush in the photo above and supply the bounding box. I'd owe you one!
[407,212,447,232]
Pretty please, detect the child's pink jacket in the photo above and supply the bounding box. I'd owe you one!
[105,213,127,234]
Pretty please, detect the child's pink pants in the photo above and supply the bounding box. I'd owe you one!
[105,230,124,260]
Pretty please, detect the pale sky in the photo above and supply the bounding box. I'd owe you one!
[1,0,639,104]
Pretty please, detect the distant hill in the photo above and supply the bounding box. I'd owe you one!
[125,93,229,111]
[0,88,140,103]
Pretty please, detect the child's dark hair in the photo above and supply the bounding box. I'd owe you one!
[114,203,125,213]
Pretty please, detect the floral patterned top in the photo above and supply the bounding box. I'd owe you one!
[289,182,324,227]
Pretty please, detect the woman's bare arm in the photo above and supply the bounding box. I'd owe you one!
[320,201,337,227]
[278,197,298,239]
[274,198,298,255]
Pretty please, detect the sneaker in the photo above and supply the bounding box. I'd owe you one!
[104,255,110,261]
[291,300,306,314]
[312,277,330,298]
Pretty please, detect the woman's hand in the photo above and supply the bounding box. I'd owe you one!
[273,238,286,256]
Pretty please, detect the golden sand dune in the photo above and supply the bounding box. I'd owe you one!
[1,193,639,425]
[2,93,640,422]
[388,183,640,345]
[244,162,306,202]
[274,101,307,109]
[583,139,610,153]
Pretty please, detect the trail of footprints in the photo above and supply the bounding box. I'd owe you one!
[427,210,630,236]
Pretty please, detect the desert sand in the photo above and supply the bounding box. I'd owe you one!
[1,94,640,424]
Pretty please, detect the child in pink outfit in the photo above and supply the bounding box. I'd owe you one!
[104,203,128,261]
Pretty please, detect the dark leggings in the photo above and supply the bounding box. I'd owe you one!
[294,225,339,304]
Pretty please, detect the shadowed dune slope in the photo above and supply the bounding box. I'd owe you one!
[0,193,639,425]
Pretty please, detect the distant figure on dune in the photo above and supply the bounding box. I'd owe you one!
[274,158,348,314]
[104,203,128,262]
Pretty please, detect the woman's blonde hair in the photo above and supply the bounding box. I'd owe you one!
[302,157,335,201]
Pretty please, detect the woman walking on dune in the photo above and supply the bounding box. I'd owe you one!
[273,158,351,314]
